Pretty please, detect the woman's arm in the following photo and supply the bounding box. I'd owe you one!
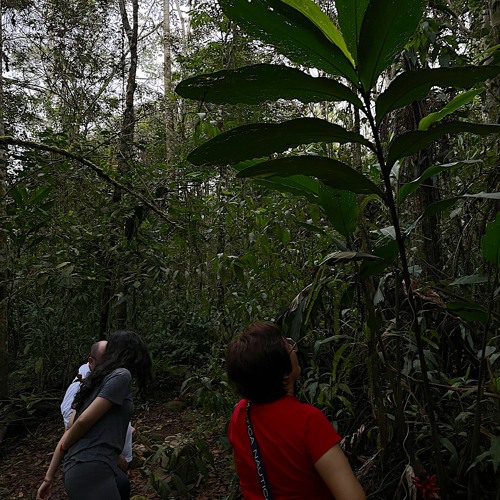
[37,397,114,498]
[36,432,69,499]
[60,396,114,450]
[314,444,366,500]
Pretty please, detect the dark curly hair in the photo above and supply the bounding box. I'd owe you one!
[73,330,152,412]
[226,321,291,403]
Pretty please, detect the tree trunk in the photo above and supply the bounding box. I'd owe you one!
[111,0,139,329]
[0,0,8,399]
[484,0,500,125]
[164,0,175,163]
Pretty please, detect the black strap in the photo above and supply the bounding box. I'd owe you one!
[246,401,273,499]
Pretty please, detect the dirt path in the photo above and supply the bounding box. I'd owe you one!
[0,402,234,499]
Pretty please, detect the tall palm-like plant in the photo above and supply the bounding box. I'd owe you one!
[176,0,500,496]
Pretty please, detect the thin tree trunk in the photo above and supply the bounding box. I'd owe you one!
[484,0,500,125]
[111,0,139,329]
[0,0,8,399]
[163,0,175,164]
[164,0,175,163]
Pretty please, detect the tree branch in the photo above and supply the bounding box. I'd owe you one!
[0,136,177,226]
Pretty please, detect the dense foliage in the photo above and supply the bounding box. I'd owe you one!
[0,0,499,498]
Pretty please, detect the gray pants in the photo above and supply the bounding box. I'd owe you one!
[64,461,130,500]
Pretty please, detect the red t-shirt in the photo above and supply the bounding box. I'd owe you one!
[228,395,341,499]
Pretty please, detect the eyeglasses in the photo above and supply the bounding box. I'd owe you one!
[286,337,298,353]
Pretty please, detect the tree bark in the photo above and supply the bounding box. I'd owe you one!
[164,0,175,163]
[110,0,139,329]
[484,0,500,125]
[0,0,8,398]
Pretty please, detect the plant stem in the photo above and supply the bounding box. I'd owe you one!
[468,269,498,499]
[363,93,448,497]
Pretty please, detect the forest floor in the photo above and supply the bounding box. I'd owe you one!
[0,399,236,500]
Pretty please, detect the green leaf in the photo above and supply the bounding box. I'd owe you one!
[446,301,489,322]
[237,155,385,197]
[376,66,500,124]
[318,251,382,266]
[176,64,363,108]
[387,122,500,165]
[9,186,25,207]
[335,0,370,62]
[491,436,500,473]
[218,0,358,82]
[423,197,460,219]
[464,192,500,200]
[282,0,354,64]
[187,118,374,166]
[357,0,426,91]
[481,212,500,268]
[398,161,477,204]
[423,194,500,219]
[449,274,488,286]
[31,186,52,205]
[254,175,320,204]
[318,183,358,237]
[359,239,399,278]
[419,87,485,131]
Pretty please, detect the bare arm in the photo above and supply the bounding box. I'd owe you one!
[314,444,366,500]
[60,397,114,450]
[37,397,114,499]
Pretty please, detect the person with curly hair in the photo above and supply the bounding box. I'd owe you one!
[37,330,152,500]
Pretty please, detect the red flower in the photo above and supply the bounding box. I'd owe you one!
[413,474,440,499]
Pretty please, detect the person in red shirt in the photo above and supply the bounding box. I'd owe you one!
[226,321,365,500]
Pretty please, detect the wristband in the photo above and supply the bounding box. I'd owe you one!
[60,443,67,453]
[43,477,52,483]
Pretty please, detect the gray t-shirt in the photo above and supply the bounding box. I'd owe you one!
[63,367,133,474]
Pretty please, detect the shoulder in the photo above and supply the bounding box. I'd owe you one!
[229,399,248,422]
[79,363,90,378]
[104,367,132,383]
[276,395,317,412]
[279,397,333,425]
[235,398,248,411]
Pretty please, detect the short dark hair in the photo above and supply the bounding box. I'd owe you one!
[226,321,291,403]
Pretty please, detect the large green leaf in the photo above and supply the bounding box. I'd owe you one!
[450,274,488,286]
[419,87,485,131]
[481,212,500,269]
[387,122,500,165]
[255,175,320,204]
[318,183,358,237]
[175,64,363,108]
[357,0,426,91]
[218,0,358,82]
[446,301,489,322]
[282,0,354,64]
[423,197,461,218]
[187,118,375,166]
[423,193,500,219]
[319,251,382,266]
[335,0,370,62]
[398,161,479,204]
[376,66,500,124]
[237,155,385,197]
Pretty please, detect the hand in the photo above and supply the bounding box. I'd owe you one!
[36,479,52,500]
[117,454,129,472]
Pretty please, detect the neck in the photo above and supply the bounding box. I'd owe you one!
[284,378,295,396]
